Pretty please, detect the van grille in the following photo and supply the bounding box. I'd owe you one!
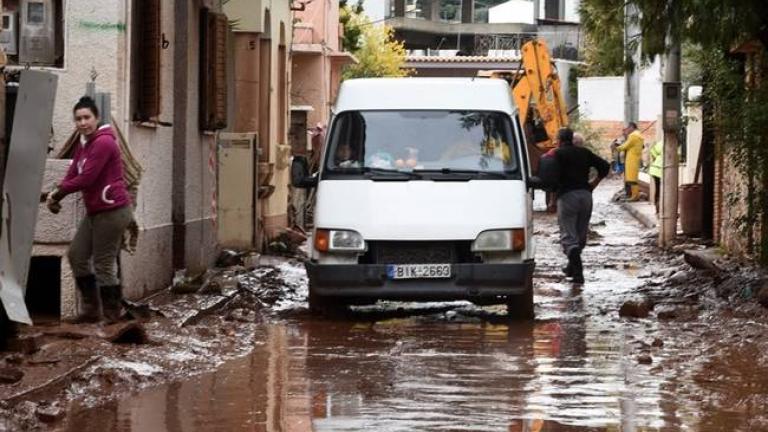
[360,241,479,265]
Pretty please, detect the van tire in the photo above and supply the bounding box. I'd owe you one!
[0,306,17,350]
[308,290,347,316]
[506,285,534,320]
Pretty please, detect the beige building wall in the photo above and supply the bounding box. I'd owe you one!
[225,0,293,241]
[291,0,352,130]
[31,0,227,318]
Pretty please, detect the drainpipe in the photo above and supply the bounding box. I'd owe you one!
[172,0,189,269]
[0,0,6,193]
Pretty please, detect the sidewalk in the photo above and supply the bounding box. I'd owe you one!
[619,198,658,229]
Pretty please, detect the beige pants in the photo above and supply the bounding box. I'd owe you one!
[68,206,133,287]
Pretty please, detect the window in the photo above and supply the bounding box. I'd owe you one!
[199,8,228,131]
[405,0,425,19]
[132,0,161,122]
[325,110,520,178]
[26,2,44,24]
[439,0,461,23]
[0,0,64,67]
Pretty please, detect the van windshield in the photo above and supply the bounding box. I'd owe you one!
[324,110,520,179]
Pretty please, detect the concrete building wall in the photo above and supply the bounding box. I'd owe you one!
[292,55,325,129]
[291,0,353,147]
[489,1,535,24]
[578,60,663,123]
[119,0,176,299]
[225,0,294,239]
[564,0,581,22]
[578,77,661,122]
[263,6,293,236]
[577,77,624,121]
[32,0,230,311]
[182,2,219,271]
[38,0,125,150]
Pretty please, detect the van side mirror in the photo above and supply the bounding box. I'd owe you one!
[291,156,318,188]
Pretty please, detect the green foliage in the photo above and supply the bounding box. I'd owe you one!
[579,0,768,71]
[628,0,768,60]
[569,116,608,156]
[578,0,625,76]
[340,0,365,52]
[695,48,768,260]
[581,0,768,261]
[340,6,411,80]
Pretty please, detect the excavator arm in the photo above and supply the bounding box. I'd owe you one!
[514,39,568,151]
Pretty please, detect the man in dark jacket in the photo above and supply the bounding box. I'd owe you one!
[553,128,610,284]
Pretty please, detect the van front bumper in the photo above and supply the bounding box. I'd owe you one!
[305,261,534,301]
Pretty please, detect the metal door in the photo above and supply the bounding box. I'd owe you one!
[0,70,58,324]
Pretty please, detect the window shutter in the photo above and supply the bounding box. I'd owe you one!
[136,0,161,120]
[200,9,228,131]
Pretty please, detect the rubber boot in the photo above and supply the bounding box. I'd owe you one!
[569,249,584,284]
[74,275,101,323]
[101,285,124,324]
[562,260,573,277]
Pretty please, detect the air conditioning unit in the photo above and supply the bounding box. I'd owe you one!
[0,12,18,56]
[19,0,55,65]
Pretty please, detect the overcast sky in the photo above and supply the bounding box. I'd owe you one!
[361,0,386,22]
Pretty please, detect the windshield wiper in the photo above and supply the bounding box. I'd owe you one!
[413,168,512,179]
[361,167,424,180]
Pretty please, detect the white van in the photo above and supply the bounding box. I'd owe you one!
[291,78,537,318]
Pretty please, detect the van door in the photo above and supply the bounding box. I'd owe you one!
[513,115,535,257]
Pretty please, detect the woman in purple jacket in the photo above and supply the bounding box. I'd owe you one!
[47,96,133,323]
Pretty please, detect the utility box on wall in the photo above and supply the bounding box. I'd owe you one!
[662,81,682,132]
[217,133,258,250]
[0,12,18,55]
[19,0,55,65]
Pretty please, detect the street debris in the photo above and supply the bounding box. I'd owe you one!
[0,367,24,384]
[2,182,768,430]
[619,298,653,318]
[683,248,723,273]
[637,354,653,365]
[35,404,64,423]
[41,322,148,344]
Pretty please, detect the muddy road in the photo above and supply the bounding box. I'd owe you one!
[4,180,768,431]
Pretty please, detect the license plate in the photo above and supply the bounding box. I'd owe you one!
[387,264,452,280]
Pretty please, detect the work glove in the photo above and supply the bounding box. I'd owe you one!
[46,189,62,214]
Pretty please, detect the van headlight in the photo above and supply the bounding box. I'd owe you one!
[472,229,525,252]
[314,229,366,253]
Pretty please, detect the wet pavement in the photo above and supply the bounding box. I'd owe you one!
[17,180,768,431]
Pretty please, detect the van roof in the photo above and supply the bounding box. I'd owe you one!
[334,78,516,114]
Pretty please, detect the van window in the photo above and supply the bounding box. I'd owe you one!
[325,110,520,179]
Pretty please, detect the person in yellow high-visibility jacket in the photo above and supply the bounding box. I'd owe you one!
[615,122,644,201]
[648,140,663,213]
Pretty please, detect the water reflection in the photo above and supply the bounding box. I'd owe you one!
[59,313,650,432]
[59,303,764,432]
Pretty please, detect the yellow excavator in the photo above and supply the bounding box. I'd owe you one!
[478,39,569,176]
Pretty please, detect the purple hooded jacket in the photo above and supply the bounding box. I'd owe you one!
[58,125,131,215]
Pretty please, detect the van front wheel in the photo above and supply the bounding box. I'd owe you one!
[308,290,348,316]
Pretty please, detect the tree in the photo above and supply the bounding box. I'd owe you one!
[578,0,624,76]
[340,5,410,79]
[339,0,364,52]
[581,0,768,261]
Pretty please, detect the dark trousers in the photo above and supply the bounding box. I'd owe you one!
[557,189,593,256]
[68,206,133,287]
[652,176,661,213]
